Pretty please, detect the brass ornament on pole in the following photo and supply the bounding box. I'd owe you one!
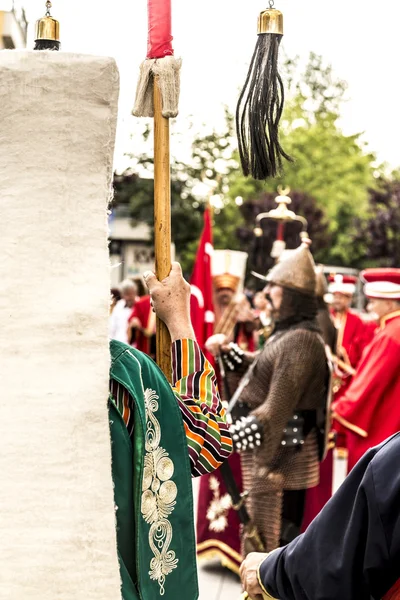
[34,1,60,51]
[254,187,308,232]
[253,186,309,259]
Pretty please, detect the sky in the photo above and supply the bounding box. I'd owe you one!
[9,1,400,171]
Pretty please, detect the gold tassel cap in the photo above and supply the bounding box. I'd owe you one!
[258,8,283,35]
[35,15,60,41]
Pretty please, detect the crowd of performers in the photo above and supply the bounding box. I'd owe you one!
[109,243,400,599]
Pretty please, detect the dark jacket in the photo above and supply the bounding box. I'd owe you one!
[259,433,400,600]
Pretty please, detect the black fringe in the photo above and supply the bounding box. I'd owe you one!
[236,33,292,180]
[34,40,60,51]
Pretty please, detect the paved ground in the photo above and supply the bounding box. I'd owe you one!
[192,477,243,599]
[198,561,242,600]
[194,451,348,599]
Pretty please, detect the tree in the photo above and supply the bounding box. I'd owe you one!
[350,177,400,268]
[113,110,243,275]
[284,52,348,119]
[114,53,380,274]
[113,165,204,276]
[229,53,378,266]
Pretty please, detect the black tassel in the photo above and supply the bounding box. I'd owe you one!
[236,32,292,180]
[34,39,60,51]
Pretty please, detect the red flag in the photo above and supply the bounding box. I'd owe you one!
[190,207,215,352]
[147,0,174,59]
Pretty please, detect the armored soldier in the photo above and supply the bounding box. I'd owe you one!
[300,265,337,531]
[210,243,329,553]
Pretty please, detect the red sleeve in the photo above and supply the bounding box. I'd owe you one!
[345,313,374,369]
[334,334,400,437]
[128,297,148,326]
[361,320,376,348]
[128,305,138,322]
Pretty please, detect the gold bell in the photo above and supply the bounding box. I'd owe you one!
[35,15,60,42]
[258,8,283,35]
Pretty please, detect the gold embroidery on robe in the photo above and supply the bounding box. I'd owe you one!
[141,388,178,595]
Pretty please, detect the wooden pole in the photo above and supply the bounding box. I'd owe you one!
[154,76,172,381]
[331,354,356,376]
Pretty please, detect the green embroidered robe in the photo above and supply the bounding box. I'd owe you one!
[109,340,198,600]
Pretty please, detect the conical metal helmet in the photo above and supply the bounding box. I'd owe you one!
[266,242,316,296]
[315,265,328,298]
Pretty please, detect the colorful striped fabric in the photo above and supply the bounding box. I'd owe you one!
[109,339,232,477]
[172,339,232,476]
[109,378,135,438]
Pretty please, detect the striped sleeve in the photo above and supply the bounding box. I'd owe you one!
[172,338,232,477]
[109,379,135,439]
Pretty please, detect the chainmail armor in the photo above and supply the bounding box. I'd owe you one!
[227,288,328,554]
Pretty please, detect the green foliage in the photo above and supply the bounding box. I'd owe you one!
[230,53,379,266]
[114,52,383,275]
[113,163,204,275]
[113,108,244,275]
[283,52,348,119]
[186,108,237,194]
[350,176,400,268]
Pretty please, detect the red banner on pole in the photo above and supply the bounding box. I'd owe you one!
[147,0,174,59]
[190,207,215,354]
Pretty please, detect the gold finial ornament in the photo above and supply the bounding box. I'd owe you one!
[258,8,284,35]
[35,15,60,41]
[252,186,311,263]
[254,187,309,231]
[34,0,60,50]
[277,185,290,196]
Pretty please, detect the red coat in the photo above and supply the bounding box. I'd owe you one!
[331,310,375,399]
[302,312,376,529]
[128,295,155,357]
[334,312,400,470]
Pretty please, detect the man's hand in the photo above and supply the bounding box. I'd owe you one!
[143,262,195,342]
[205,333,228,356]
[128,317,142,331]
[240,552,269,600]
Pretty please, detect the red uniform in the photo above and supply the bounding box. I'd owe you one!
[128,295,155,357]
[302,286,374,531]
[331,309,375,400]
[334,311,400,471]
